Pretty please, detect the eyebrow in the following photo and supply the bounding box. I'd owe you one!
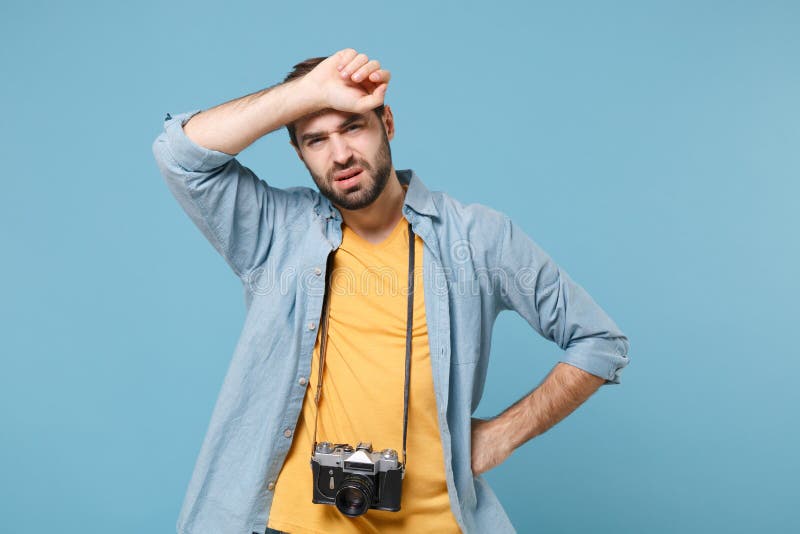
[300,114,366,144]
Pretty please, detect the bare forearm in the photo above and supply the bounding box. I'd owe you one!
[491,362,605,452]
[182,77,323,155]
[180,49,392,155]
[471,362,604,475]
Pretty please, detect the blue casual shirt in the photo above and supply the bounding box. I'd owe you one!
[152,109,630,534]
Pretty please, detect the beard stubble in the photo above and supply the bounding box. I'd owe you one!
[307,129,393,211]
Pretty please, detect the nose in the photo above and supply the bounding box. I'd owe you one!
[329,133,354,166]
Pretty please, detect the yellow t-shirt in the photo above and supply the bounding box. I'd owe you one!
[268,217,461,534]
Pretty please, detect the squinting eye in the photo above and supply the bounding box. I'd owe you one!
[347,124,362,131]
[308,139,321,146]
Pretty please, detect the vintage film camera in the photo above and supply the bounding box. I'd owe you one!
[310,226,416,518]
[310,441,403,517]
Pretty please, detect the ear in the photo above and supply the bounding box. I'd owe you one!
[382,105,395,141]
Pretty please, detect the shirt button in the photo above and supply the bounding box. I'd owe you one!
[314,266,322,276]
[308,321,316,330]
[267,482,275,491]
[283,428,293,438]
[298,377,308,386]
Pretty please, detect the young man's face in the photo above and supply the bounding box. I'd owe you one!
[292,107,395,210]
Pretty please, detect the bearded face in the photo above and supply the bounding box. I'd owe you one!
[294,109,394,211]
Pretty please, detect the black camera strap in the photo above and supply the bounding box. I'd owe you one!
[312,222,415,471]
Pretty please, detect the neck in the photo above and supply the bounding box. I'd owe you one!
[336,167,406,244]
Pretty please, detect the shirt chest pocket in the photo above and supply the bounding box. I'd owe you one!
[448,289,486,366]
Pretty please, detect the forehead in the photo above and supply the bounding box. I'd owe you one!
[294,108,369,136]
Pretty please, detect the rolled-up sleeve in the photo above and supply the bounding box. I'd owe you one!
[160,109,237,171]
[152,110,276,279]
[495,216,630,384]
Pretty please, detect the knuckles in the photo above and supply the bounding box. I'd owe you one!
[334,49,382,71]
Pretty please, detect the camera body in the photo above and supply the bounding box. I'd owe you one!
[311,441,403,517]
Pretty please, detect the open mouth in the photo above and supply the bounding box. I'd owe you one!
[333,168,364,188]
[334,168,363,181]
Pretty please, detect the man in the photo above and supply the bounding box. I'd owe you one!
[152,48,630,534]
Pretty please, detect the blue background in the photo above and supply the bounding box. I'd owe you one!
[1,1,798,532]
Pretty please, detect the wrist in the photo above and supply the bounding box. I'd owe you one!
[481,415,516,457]
[292,76,328,115]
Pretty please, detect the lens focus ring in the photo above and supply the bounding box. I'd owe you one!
[334,474,376,517]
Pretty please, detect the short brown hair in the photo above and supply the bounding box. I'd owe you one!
[283,56,385,147]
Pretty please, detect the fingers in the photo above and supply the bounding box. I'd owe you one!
[335,50,389,84]
[340,53,369,80]
[368,69,391,84]
[332,49,391,112]
[335,48,358,68]
[356,82,388,112]
[351,59,380,82]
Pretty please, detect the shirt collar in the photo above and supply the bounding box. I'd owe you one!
[398,169,439,218]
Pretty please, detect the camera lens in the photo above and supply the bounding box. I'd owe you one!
[334,474,375,517]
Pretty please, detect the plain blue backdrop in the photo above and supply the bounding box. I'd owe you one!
[1,1,798,532]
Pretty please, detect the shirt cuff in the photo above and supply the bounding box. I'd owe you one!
[560,336,630,385]
[162,109,236,172]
